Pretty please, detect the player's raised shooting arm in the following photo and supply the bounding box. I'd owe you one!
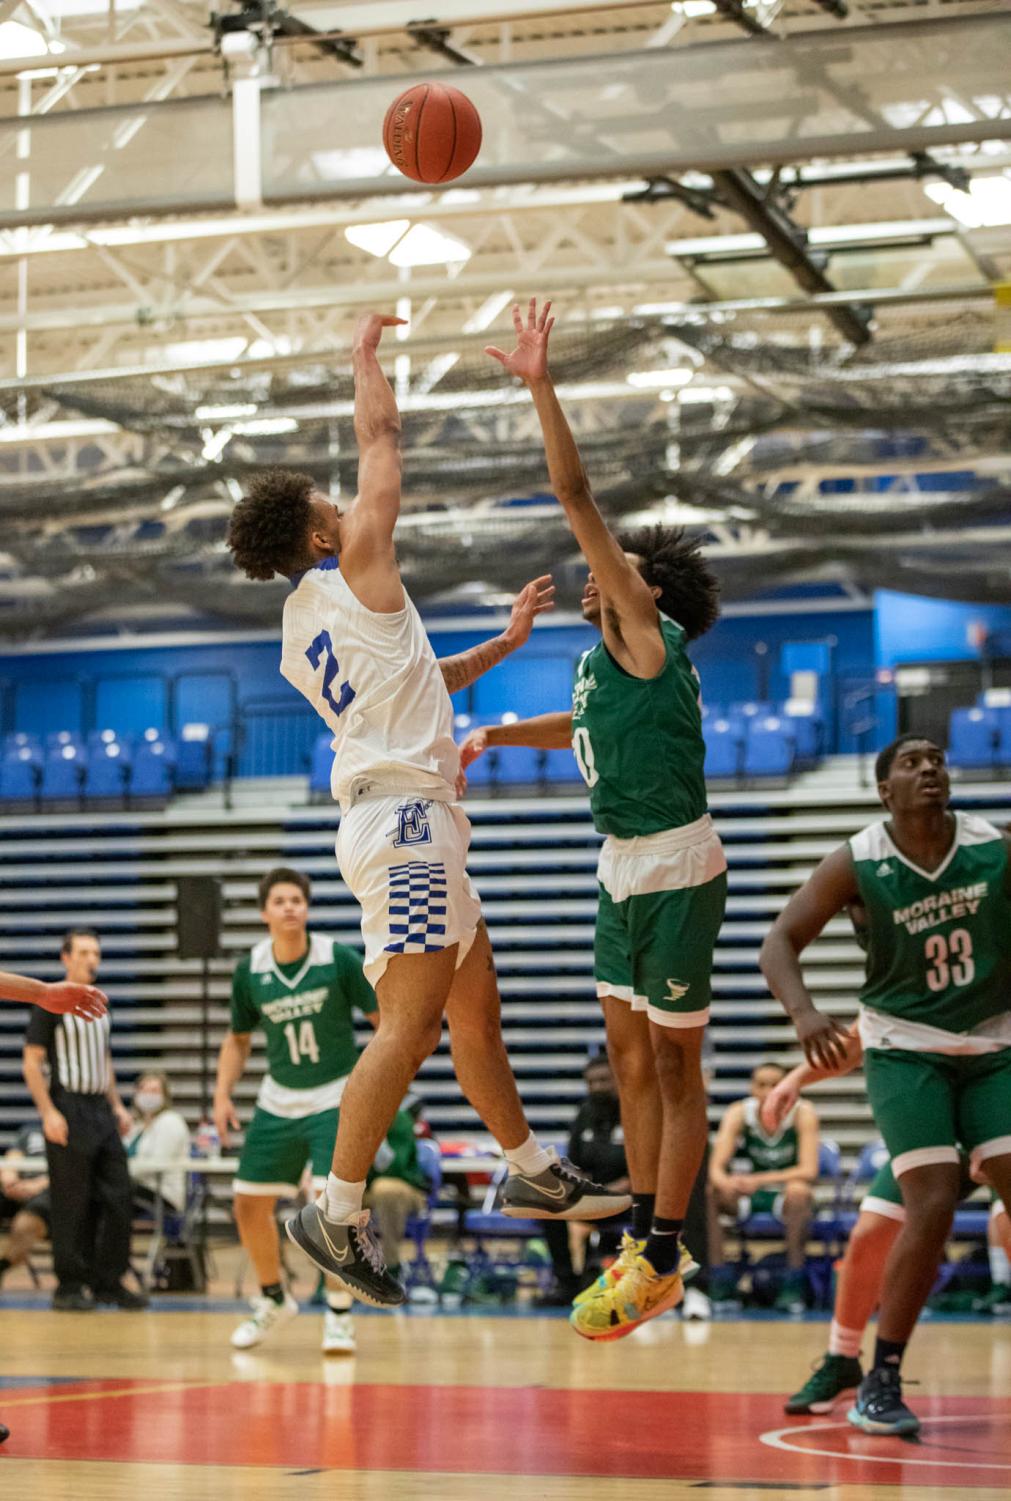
[339,315,408,611]
[759,845,858,1071]
[437,575,555,694]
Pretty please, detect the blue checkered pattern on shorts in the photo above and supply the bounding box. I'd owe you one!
[384,860,449,954]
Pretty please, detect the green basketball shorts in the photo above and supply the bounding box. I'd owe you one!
[863,1045,1011,1180]
[594,815,727,1028]
[860,1160,906,1222]
[233,1105,340,1197]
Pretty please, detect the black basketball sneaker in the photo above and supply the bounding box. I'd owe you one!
[286,1204,405,1307]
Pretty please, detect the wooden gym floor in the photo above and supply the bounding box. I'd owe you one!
[2,1270,1010,1501]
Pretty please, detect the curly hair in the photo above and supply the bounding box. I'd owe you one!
[616,524,720,641]
[226,468,316,581]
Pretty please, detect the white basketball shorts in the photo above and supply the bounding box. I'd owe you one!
[335,794,482,986]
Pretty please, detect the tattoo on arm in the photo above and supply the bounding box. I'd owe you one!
[438,637,510,695]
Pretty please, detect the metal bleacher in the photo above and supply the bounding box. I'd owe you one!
[2,769,1010,1179]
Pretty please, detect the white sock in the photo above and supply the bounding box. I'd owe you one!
[323,1174,366,1223]
[989,1246,1010,1287]
[828,1319,863,1359]
[326,1288,353,1313]
[504,1132,554,1178]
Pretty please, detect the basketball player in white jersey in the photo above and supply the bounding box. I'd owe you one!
[226,311,631,1305]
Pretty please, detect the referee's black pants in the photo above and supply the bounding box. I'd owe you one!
[45,1092,132,1295]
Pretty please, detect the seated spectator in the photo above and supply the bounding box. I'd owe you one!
[364,1107,429,1278]
[126,1072,192,1216]
[707,1061,819,1312]
[0,1120,50,1286]
[539,1055,630,1305]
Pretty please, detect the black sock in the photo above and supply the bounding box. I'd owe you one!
[644,1217,684,1274]
[261,1282,285,1305]
[0,1257,11,1278]
[631,1193,656,1241]
[873,1336,907,1373]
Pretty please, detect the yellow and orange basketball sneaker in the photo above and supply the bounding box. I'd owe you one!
[570,1243,694,1341]
[572,1231,644,1309]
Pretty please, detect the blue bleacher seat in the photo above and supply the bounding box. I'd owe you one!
[493,744,543,786]
[84,741,129,800]
[462,748,495,787]
[541,747,582,783]
[703,717,741,778]
[130,740,173,802]
[40,742,86,802]
[4,732,41,758]
[46,729,84,754]
[779,701,823,761]
[402,1137,443,1296]
[730,700,772,723]
[947,706,996,771]
[744,715,795,779]
[309,733,334,797]
[0,747,40,802]
[174,723,213,790]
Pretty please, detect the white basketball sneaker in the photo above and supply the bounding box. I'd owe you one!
[230,1292,299,1349]
[322,1308,357,1355]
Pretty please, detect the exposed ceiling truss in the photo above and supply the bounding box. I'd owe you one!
[0,0,1008,635]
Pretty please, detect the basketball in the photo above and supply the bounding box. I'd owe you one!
[382,82,482,184]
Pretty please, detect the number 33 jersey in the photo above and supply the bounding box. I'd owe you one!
[230,933,378,1115]
[851,813,1011,1049]
[281,558,460,810]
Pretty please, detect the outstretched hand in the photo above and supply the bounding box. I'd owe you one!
[485,298,554,383]
[503,574,555,648]
[353,312,408,353]
[796,1008,852,1073]
[38,982,108,1020]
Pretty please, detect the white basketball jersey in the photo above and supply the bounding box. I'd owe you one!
[280,558,460,808]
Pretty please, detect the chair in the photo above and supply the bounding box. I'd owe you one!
[138,1170,208,1294]
[703,718,741,779]
[4,732,41,757]
[45,729,84,753]
[40,742,86,804]
[948,707,996,771]
[0,747,41,804]
[83,740,130,802]
[541,747,583,784]
[779,700,823,762]
[730,1138,843,1309]
[743,715,795,780]
[130,739,173,804]
[493,744,543,788]
[308,732,334,800]
[175,724,213,791]
[461,1160,548,1294]
[401,1137,444,1297]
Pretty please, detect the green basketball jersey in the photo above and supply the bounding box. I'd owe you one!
[850,813,1011,1035]
[739,1096,799,1172]
[230,932,377,1091]
[571,615,708,838]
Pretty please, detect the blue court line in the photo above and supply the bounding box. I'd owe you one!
[0,1375,87,1389]
[1,1291,1003,1323]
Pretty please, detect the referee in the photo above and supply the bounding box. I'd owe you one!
[22,928,147,1311]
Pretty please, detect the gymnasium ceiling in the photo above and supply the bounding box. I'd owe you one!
[0,0,1010,637]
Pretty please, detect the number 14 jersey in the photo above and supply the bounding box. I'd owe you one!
[230,933,378,1117]
[281,558,460,810]
[851,813,1011,1046]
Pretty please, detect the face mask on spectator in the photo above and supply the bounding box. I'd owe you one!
[135,1090,164,1116]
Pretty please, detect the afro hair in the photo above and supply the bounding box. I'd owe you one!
[616,523,720,641]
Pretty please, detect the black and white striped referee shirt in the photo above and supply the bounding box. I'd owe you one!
[25,1007,111,1096]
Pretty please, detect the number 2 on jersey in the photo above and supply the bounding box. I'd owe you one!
[283,1019,320,1068]
[924,929,974,992]
[305,628,356,718]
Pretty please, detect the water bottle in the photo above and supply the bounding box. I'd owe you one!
[193,1120,220,1159]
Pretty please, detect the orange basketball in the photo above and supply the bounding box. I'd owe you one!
[382,82,482,184]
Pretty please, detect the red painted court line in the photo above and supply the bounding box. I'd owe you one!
[2,1380,1009,1486]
